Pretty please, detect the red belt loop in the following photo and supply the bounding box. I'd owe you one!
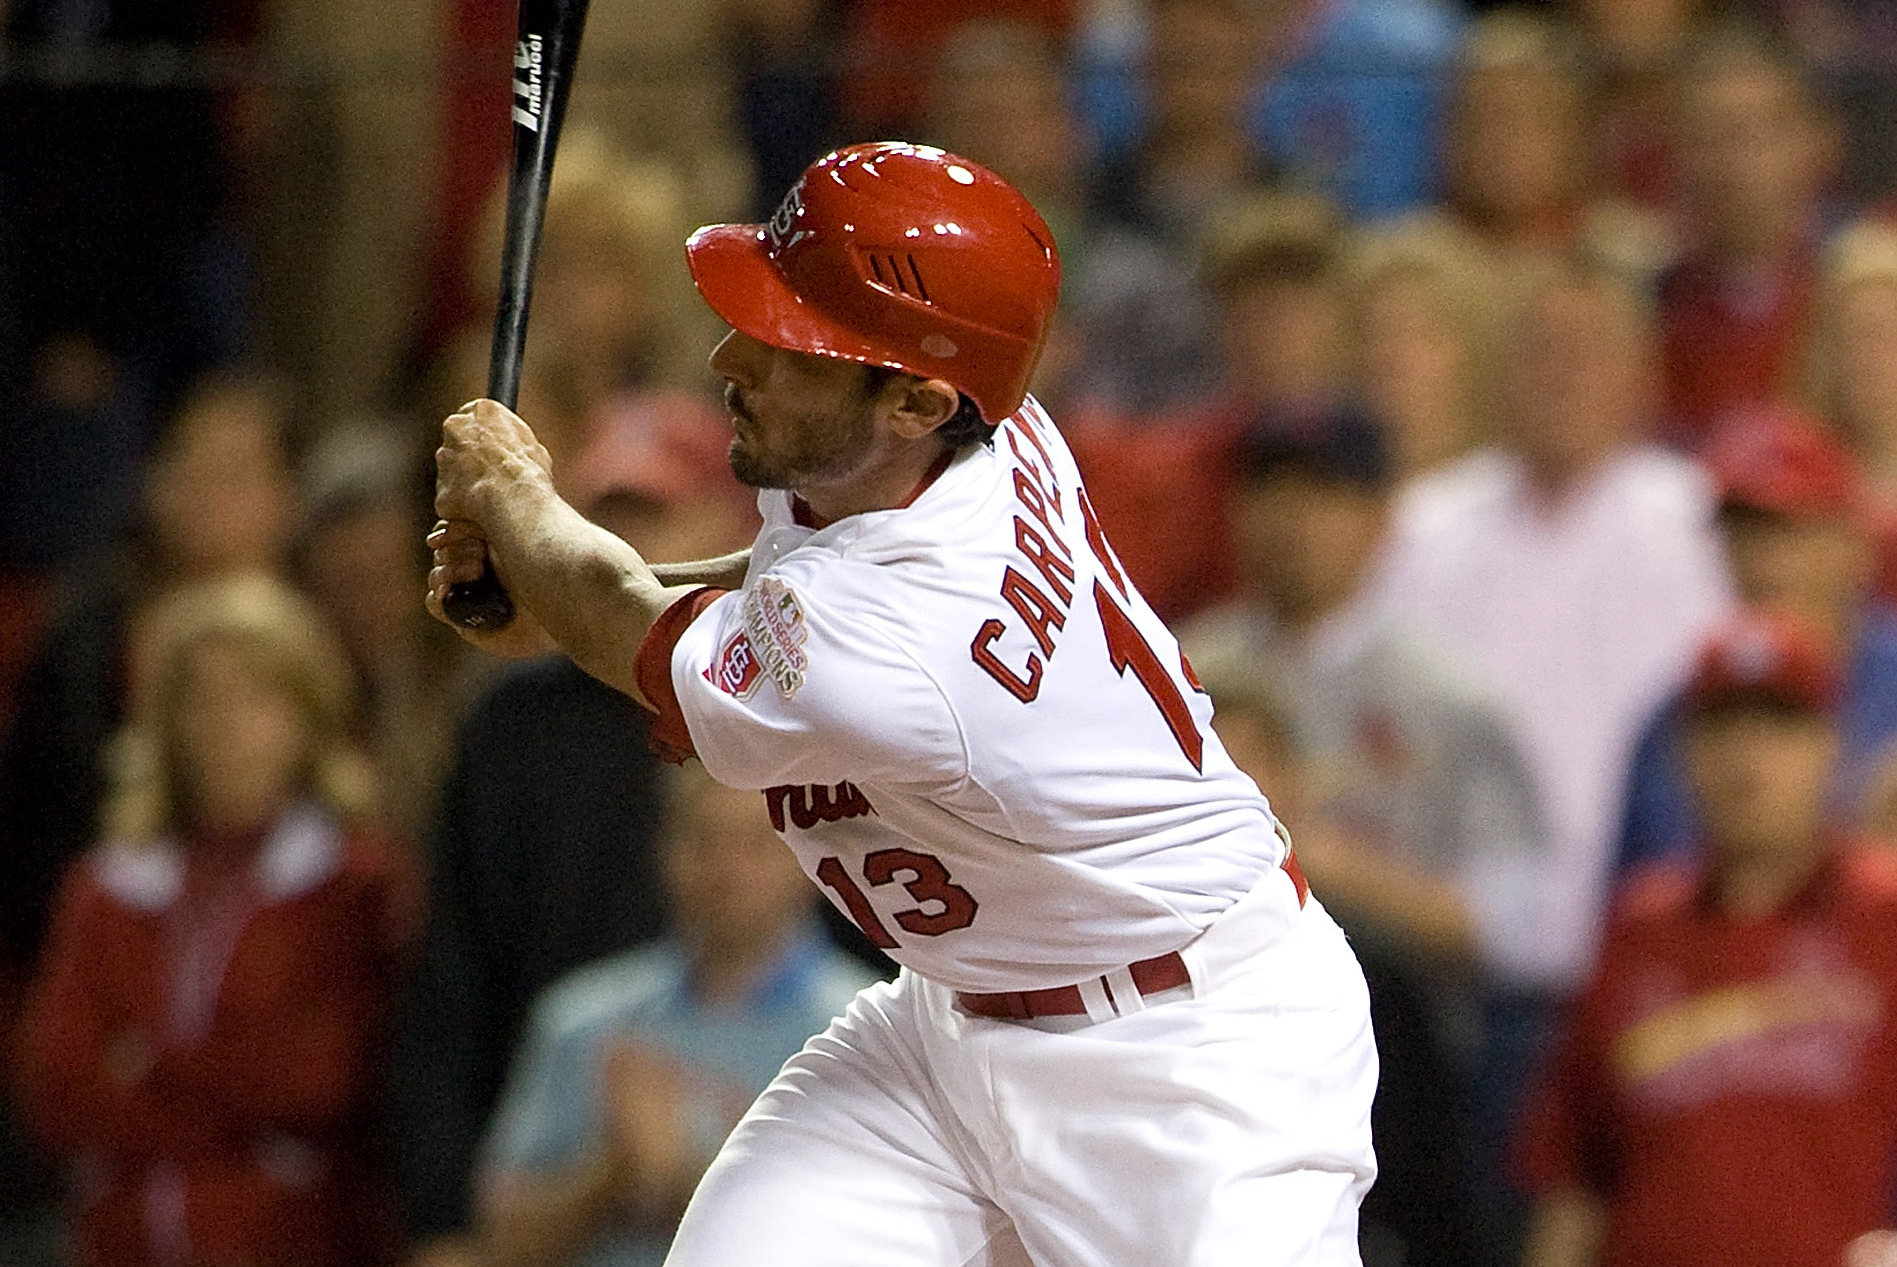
[954,847,1306,1022]
[1283,847,1309,908]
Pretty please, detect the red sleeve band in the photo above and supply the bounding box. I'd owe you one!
[633,587,728,764]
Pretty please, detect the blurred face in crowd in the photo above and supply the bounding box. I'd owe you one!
[1500,278,1650,487]
[148,384,296,579]
[1236,469,1387,630]
[303,497,424,665]
[1356,267,1477,476]
[1147,0,1262,148]
[1830,277,1897,456]
[1675,55,1832,262]
[1685,703,1837,867]
[534,201,654,380]
[1719,506,1871,631]
[1217,275,1347,408]
[167,636,311,835]
[1574,0,1702,69]
[665,778,813,966]
[1447,62,1585,231]
[928,24,1081,208]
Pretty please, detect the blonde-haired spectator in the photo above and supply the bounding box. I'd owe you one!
[1345,218,1506,482]
[428,130,746,573]
[15,574,418,1267]
[2,370,303,1013]
[457,128,719,402]
[1809,220,1897,497]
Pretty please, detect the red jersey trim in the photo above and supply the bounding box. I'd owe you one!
[633,587,728,764]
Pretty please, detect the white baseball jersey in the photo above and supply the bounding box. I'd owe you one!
[644,397,1291,995]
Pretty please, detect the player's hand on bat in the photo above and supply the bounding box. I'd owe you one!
[426,518,554,657]
[434,397,555,523]
[430,399,559,655]
[426,517,554,658]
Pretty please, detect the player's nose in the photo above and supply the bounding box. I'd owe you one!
[708,328,761,386]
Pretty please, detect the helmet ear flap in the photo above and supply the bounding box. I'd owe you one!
[687,142,1062,425]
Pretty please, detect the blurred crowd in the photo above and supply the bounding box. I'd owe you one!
[12,0,1897,1265]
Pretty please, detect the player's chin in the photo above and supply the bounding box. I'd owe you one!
[727,438,788,490]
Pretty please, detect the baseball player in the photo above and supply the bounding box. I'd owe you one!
[429,142,1377,1266]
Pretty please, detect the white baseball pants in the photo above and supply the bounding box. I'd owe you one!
[663,868,1378,1266]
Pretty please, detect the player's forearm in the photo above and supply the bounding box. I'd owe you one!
[485,481,693,705]
[648,548,751,591]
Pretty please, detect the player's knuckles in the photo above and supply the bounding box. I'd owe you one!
[434,536,487,568]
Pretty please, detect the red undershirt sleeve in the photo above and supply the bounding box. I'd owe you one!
[633,586,729,763]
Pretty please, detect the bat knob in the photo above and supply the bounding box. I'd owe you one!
[443,568,517,631]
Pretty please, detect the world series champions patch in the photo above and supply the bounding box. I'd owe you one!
[713,576,809,701]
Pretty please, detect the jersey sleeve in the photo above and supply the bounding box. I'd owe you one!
[633,587,729,763]
[664,568,967,793]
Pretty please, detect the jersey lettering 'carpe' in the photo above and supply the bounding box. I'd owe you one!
[668,397,1289,994]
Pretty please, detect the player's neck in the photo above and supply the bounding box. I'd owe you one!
[796,437,957,525]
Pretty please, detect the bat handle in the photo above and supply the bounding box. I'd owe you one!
[443,564,516,631]
[442,346,522,631]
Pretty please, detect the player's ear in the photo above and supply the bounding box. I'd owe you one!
[885,377,960,440]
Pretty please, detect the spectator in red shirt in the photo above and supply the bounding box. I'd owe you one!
[1517,609,1897,1267]
[14,575,417,1267]
[1656,23,1841,449]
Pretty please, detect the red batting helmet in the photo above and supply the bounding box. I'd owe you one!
[685,142,1061,425]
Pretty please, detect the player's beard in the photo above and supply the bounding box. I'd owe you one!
[725,382,879,491]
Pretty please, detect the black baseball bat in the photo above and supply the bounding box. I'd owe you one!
[442,0,592,630]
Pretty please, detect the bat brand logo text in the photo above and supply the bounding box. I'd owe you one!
[512,35,544,132]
